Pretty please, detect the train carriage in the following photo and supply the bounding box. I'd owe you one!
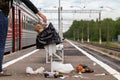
[5,0,39,53]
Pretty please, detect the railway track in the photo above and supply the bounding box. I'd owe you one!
[85,42,120,52]
[78,44,120,72]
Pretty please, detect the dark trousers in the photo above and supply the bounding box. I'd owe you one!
[0,12,8,72]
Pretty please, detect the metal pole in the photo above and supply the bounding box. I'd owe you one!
[58,0,62,41]
[78,28,80,41]
[81,26,84,43]
[107,20,110,43]
[87,21,90,42]
[58,0,63,42]
[99,11,102,44]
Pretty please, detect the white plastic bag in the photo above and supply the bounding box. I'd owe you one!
[26,67,35,74]
[56,44,64,50]
[52,62,74,73]
[26,67,45,74]
[34,67,45,74]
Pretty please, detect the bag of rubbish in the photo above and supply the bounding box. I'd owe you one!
[52,62,74,73]
[36,22,61,49]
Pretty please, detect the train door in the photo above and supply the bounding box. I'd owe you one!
[18,10,22,50]
[12,5,22,52]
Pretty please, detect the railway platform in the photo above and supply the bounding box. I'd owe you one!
[1,40,119,80]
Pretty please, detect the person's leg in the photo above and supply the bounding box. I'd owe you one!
[0,12,8,72]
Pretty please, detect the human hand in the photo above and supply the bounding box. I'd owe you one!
[38,12,47,23]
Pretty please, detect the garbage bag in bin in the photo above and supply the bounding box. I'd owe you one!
[36,22,61,49]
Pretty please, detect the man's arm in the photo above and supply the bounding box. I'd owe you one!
[21,0,47,22]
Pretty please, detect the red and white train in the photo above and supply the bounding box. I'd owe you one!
[5,0,39,53]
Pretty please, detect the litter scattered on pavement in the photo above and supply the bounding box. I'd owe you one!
[93,62,97,66]
[94,73,107,76]
[72,75,89,79]
[44,71,59,78]
[59,75,69,79]
[52,62,74,73]
[26,67,45,74]
[76,64,94,73]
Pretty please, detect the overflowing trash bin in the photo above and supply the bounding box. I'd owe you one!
[36,22,64,72]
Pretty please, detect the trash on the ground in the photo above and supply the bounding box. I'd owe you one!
[76,64,94,73]
[26,67,35,74]
[72,75,89,79]
[44,71,63,78]
[59,75,69,79]
[52,62,74,73]
[34,67,45,74]
[93,62,97,66]
[94,73,106,76]
[78,72,82,74]
[72,75,80,78]
[44,72,57,78]
[26,67,45,74]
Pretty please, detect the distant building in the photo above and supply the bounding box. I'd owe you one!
[118,35,120,42]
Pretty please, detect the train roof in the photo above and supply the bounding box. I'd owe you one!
[13,0,40,21]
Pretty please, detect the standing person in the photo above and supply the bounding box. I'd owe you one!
[0,0,47,76]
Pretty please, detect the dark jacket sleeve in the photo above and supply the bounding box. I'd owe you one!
[21,0,39,14]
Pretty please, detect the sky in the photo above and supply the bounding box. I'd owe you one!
[30,0,120,32]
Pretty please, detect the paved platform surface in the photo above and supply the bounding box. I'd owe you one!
[1,41,118,80]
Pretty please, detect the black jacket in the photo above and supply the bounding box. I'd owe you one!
[0,0,10,16]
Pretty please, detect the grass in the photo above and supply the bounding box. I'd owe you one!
[117,53,120,58]
[91,41,120,48]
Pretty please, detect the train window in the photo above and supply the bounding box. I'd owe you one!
[23,15,25,29]
[13,0,16,2]
[22,14,37,31]
[14,0,22,4]
[23,15,26,29]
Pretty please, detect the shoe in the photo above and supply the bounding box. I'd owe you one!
[0,70,12,76]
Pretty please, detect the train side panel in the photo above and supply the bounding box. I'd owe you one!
[5,1,38,53]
